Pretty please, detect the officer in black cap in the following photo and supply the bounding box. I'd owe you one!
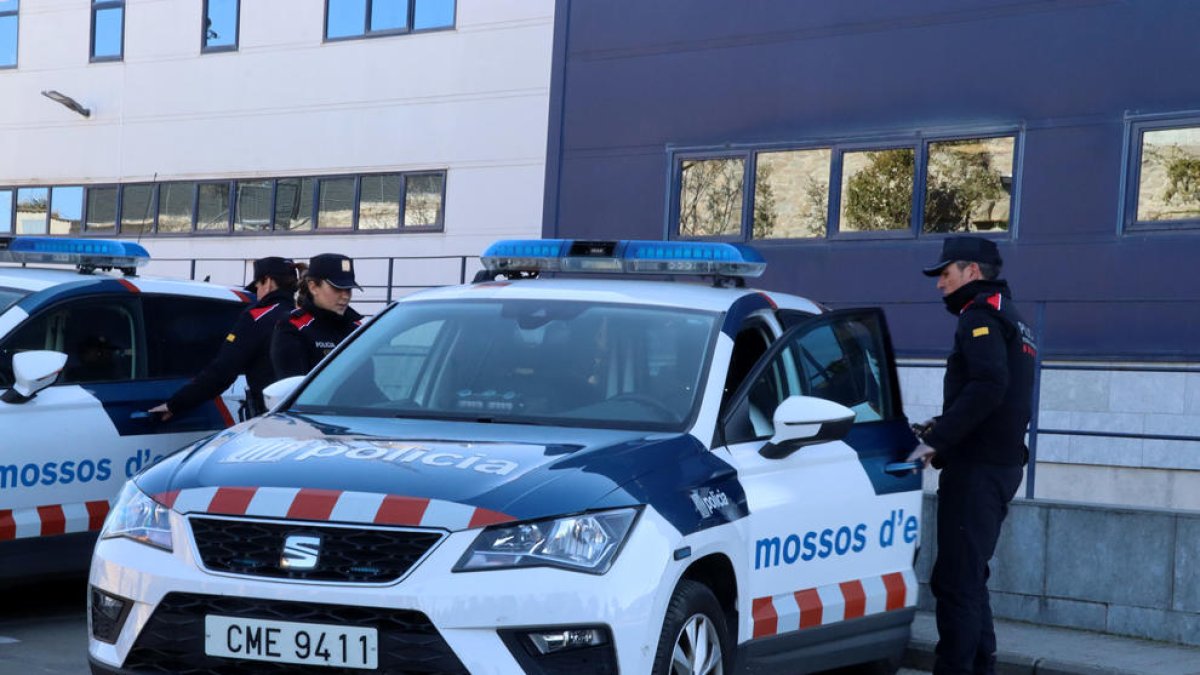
[271,253,364,379]
[151,256,299,421]
[907,236,1036,675]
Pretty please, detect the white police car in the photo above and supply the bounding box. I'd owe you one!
[88,240,924,675]
[0,236,251,582]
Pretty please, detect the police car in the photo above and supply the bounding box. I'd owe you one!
[88,240,924,675]
[0,236,251,582]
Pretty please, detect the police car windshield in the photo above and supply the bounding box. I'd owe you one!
[0,287,28,314]
[291,299,718,432]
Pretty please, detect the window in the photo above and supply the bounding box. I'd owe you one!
[158,182,197,233]
[403,173,444,227]
[674,132,1018,241]
[0,169,445,237]
[678,157,744,238]
[142,297,245,379]
[120,184,156,235]
[196,182,232,232]
[91,0,124,62]
[0,1,17,69]
[49,186,84,235]
[234,180,272,232]
[275,177,315,231]
[325,0,455,41]
[724,310,896,443]
[3,299,138,384]
[203,0,239,52]
[15,187,47,234]
[1126,118,1200,231]
[0,189,12,233]
[85,186,118,234]
[317,177,355,229]
[359,174,401,230]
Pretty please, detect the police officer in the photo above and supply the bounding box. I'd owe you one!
[271,253,363,379]
[150,256,299,421]
[907,236,1036,675]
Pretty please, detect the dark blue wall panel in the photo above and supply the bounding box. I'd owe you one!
[545,0,1200,359]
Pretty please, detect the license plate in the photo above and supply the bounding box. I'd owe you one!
[205,615,378,670]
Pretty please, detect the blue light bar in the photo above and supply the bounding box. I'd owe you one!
[0,236,150,272]
[480,239,766,278]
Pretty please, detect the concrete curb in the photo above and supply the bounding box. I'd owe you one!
[904,637,1180,675]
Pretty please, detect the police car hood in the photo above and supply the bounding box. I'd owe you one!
[138,412,711,531]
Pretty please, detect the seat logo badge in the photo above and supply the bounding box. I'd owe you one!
[281,534,321,570]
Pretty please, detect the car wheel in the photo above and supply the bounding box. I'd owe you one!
[652,579,730,675]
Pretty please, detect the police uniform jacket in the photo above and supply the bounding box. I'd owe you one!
[271,299,363,380]
[167,289,296,417]
[924,279,1036,467]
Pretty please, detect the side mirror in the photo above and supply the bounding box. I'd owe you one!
[262,376,306,411]
[760,396,856,459]
[2,351,68,404]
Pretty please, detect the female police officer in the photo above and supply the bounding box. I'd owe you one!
[270,253,363,379]
[150,256,299,421]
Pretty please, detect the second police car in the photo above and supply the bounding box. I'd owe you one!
[0,237,251,582]
[88,240,924,675]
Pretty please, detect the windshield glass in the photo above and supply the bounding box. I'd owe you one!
[0,287,28,314]
[291,299,718,431]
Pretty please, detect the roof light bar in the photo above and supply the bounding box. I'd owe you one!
[480,239,766,279]
[0,236,150,274]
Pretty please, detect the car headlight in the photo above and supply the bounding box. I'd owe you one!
[99,481,173,551]
[454,508,639,575]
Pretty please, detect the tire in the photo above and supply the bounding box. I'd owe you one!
[651,579,731,675]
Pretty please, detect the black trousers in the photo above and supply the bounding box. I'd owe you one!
[931,461,1024,675]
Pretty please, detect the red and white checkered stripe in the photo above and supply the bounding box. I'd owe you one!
[0,500,112,541]
[156,487,515,532]
[751,570,917,638]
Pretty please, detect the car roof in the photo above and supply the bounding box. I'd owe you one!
[402,277,823,314]
[0,265,248,302]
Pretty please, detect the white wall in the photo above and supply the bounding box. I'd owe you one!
[0,0,553,292]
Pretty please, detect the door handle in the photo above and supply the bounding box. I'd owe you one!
[130,411,152,420]
[884,460,923,476]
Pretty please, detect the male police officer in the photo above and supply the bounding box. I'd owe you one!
[907,236,1036,675]
[150,256,298,421]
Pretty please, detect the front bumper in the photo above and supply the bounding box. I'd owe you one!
[88,509,683,674]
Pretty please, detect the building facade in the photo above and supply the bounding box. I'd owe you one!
[544,0,1200,508]
[0,0,553,313]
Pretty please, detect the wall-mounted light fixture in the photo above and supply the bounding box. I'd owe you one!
[41,90,91,118]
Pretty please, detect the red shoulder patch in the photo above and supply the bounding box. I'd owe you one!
[249,303,279,322]
[289,312,315,330]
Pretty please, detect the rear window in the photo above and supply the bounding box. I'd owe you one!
[142,296,247,378]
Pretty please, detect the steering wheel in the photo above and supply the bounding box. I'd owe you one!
[607,393,678,420]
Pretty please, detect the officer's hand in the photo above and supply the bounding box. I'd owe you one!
[906,443,937,469]
[149,403,173,422]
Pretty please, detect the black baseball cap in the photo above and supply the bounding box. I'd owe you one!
[922,236,1003,276]
[245,256,296,291]
[308,253,361,290]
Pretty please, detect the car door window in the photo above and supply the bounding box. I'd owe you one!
[0,298,137,384]
[142,296,246,379]
[724,309,897,444]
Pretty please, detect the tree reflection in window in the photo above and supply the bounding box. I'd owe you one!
[840,149,914,232]
[679,158,744,238]
[924,137,1013,233]
[1136,127,1200,223]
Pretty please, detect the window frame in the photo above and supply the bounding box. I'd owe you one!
[0,0,18,70]
[1122,112,1200,233]
[668,127,1022,244]
[90,0,125,63]
[0,169,447,238]
[201,0,240,54]
[323,0,456,43]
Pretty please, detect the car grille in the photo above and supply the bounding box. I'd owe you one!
[189,516,443,583]
[120,593,469,675]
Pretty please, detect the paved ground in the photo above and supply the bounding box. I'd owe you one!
[907,610,1200,675]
